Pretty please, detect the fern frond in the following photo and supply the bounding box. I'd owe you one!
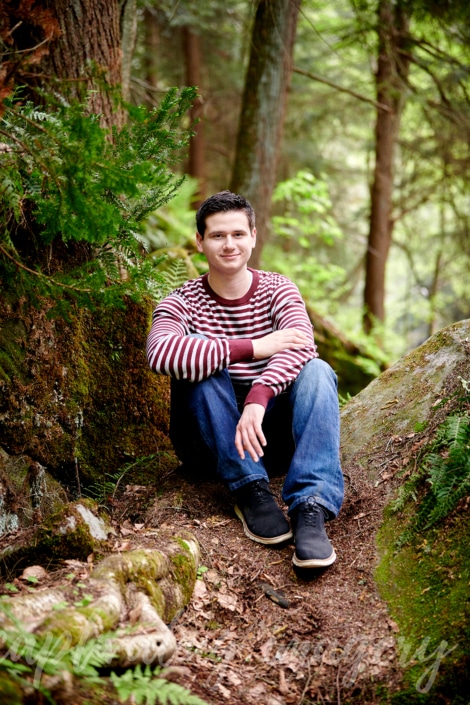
[161,258,190,295]
[110,665,208,705]
[394,412,470,544]
[0,86,196,314]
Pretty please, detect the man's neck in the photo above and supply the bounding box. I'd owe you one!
[207,268,252,300]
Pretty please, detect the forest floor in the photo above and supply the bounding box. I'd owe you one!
[111,454,404,705]
[0,455,406,705]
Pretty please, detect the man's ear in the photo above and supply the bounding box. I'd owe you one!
[251,227,257,247]
[196,231,204,252]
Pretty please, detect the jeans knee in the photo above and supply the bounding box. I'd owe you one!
[189,369,233,406]
[296,358,337,392]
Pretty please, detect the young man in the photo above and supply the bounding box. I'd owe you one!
[146,191,344,569]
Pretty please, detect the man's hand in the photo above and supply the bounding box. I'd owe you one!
[252,328,311,360]
[235,403,266,462]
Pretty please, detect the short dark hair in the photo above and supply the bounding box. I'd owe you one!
[195,190,255,237]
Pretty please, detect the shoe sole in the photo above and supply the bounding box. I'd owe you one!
[292,548,337,569]
[234,505,293,545]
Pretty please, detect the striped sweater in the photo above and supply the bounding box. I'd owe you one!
[146,268,318,408]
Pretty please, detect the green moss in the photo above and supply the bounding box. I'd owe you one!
[170,539,198,604]
[0,296,177,495]
[376,507,470,702]
[136,577,167,617]
[0,669,24,704]
[39,603,118,645]
[0,319,27,384]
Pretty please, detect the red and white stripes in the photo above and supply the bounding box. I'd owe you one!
[146,269,318,407]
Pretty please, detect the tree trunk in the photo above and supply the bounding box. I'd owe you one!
[15,0,125,129]
[183,26,206,208]
[143,6,160,103]
[120,0,138,103]
[363,0,410,335]
[230,0,300,268]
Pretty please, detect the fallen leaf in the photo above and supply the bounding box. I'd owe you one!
[216,683,231,699]
[205,569,221,584]
[19,566,48,582]
[217,591,238,611]
[279,669,289,695]
[120,527,134,536]
[193,580,208,599]
[386,617,400,633]
[116,540,131,552]
[225,670,243,687]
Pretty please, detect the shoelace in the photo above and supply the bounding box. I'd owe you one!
[301,499,321,527]
[250,481,273,505]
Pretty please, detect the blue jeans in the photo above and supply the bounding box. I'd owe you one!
[170,359,344,517]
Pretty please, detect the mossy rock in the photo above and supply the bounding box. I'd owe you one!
[377,509,470,703]
[0,448,67,531]
[0,296,179,499]
[0,499,112,576]
[341,319,470,477]
[340,318,470,701]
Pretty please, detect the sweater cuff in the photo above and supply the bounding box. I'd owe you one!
[229,339,254,363]
[244,384,275,409]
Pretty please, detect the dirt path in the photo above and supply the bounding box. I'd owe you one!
[132,458,402,705]
[0,460,403,704]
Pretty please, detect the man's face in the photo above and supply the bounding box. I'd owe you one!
[196,211,256,275]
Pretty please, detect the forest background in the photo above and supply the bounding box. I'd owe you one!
[1,2,470,702]
[132,0,470,365]
[1,0,470,369]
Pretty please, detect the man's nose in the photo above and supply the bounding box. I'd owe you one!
[223,236,235,249]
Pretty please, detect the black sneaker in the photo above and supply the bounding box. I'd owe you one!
[290,497,336,568]
[234,479,293,545]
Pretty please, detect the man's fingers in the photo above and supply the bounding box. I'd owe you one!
[235,428,245,460]
[237,426,265,462]
[252,328,312,360]
[235,404,266,462]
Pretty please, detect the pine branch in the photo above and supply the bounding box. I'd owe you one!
[0,243,92,293]
[293,66,391,112]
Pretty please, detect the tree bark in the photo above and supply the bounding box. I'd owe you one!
[363,0,410,335]
[1,0,125,129]
[143,6,160,102]
[183,26,206,208]
[120,0,138,103]
[230,0,300,268]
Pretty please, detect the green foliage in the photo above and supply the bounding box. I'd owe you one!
[0,87,196,314]
[264,170,346,308]
[392,384,470,542]
[272,170,343,247]
[0,601,207,704]
[161,258,193,294]
[196,565,208,580]
[84,453,163,506]
[420,414,470,525]
[142,178,200,253]
[110,664,207,705]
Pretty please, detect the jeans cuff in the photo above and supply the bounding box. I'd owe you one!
[228,472,269,493]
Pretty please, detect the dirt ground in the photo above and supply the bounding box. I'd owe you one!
[0,456,405,705]
[120,457,403,705]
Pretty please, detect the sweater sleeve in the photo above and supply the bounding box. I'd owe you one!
[244,279,318,407]
[146,293,254,382]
